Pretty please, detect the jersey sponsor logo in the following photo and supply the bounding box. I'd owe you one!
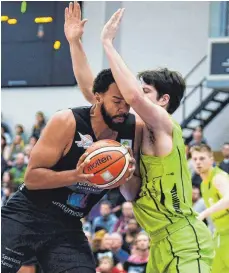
[120,139,132,148]
[75,132,93,149]
[170,184,182,214]
[52,201,84,217]
[66,193,88,209]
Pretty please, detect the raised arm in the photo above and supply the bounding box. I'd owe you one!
[64,1,95,104]
[101,9,172,132]
[198,173,229,220]
[24,110,93,190]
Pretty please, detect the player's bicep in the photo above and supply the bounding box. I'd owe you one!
[27,111,73,170]
[213,174,229,198]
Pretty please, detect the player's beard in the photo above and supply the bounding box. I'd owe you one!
[101,103,129,131]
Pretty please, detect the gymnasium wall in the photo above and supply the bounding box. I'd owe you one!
[1,1,229,149]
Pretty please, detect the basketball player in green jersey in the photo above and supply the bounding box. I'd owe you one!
[191,144,229,273]
[64,3,214,272]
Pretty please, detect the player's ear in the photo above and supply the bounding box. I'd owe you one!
[95,93,103,104]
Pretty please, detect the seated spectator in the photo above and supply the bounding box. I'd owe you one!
[1,125,12,145]
[31,111,46,139]
[9,153,27,186]
[94,233,118,266]
[6,135,25,162]
[24,144,33,165]
[91,229,107,253]
[191,171,202,189]
[122,219,140,254]
[93,201,118,233]
[2,171,14,188]
[188,126,207,149]
[110,233,129,264]
[1,135,10,177]
[113,202,134,234]
[1,185,14,206]
[15,124,27,143]
[192,185,205,212]
[29,135,39,147]
[96,257,125,273]
[123,233,149,273]
[219,142,229,174]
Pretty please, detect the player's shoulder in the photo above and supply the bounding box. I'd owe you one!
[213,170,229,187]
[50,109,74,124]
[46,109,76,133]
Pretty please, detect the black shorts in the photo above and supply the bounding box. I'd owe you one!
[1,216,96,273]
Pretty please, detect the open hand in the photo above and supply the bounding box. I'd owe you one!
[64,1,88,43]
[101,8,125,44]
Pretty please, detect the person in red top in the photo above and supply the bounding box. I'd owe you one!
[96,257,126,273]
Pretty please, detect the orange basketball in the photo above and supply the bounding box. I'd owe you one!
[83,139,131,189]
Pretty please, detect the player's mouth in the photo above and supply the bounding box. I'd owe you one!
[113,117,125,122]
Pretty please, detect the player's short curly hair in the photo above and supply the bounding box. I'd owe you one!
[93,69,115,94]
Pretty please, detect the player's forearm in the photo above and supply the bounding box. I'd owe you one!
[201,197,229,219]
[103,41,143,105]
[120,175,141,201]
[69,41,95,104]
[24,168,80,190]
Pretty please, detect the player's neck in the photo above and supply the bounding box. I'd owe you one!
[200,167,214,181]
[90,104,118,140]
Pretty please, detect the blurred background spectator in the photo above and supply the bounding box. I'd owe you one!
[188,126,207,149]
[113,202,134,234]
[219,142,229,174]
[93,201,118,233]
[123,233,149,273]
[31,111,46,139]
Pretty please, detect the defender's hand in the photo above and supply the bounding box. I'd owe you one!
[101,8,125,44]
[64,1,88,43]
[126,147,136,181]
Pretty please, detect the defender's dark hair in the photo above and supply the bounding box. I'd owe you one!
[137,68,186,114]
[93,69,115,94]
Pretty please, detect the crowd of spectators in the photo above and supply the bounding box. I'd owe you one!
[1,114,229,273]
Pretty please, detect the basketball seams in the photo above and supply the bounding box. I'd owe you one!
[85,146,128,160]
[91,154,125,175]
[83,147,128,175]
[82,143,130,189]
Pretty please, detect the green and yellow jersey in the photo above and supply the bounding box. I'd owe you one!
[201,166,229,233]
[133,119,196,235]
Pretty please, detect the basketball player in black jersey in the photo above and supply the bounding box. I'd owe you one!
[1,31,143,273]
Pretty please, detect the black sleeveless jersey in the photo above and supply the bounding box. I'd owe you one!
[4,107,136,224]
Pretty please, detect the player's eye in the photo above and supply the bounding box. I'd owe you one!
[143,88,150,93]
